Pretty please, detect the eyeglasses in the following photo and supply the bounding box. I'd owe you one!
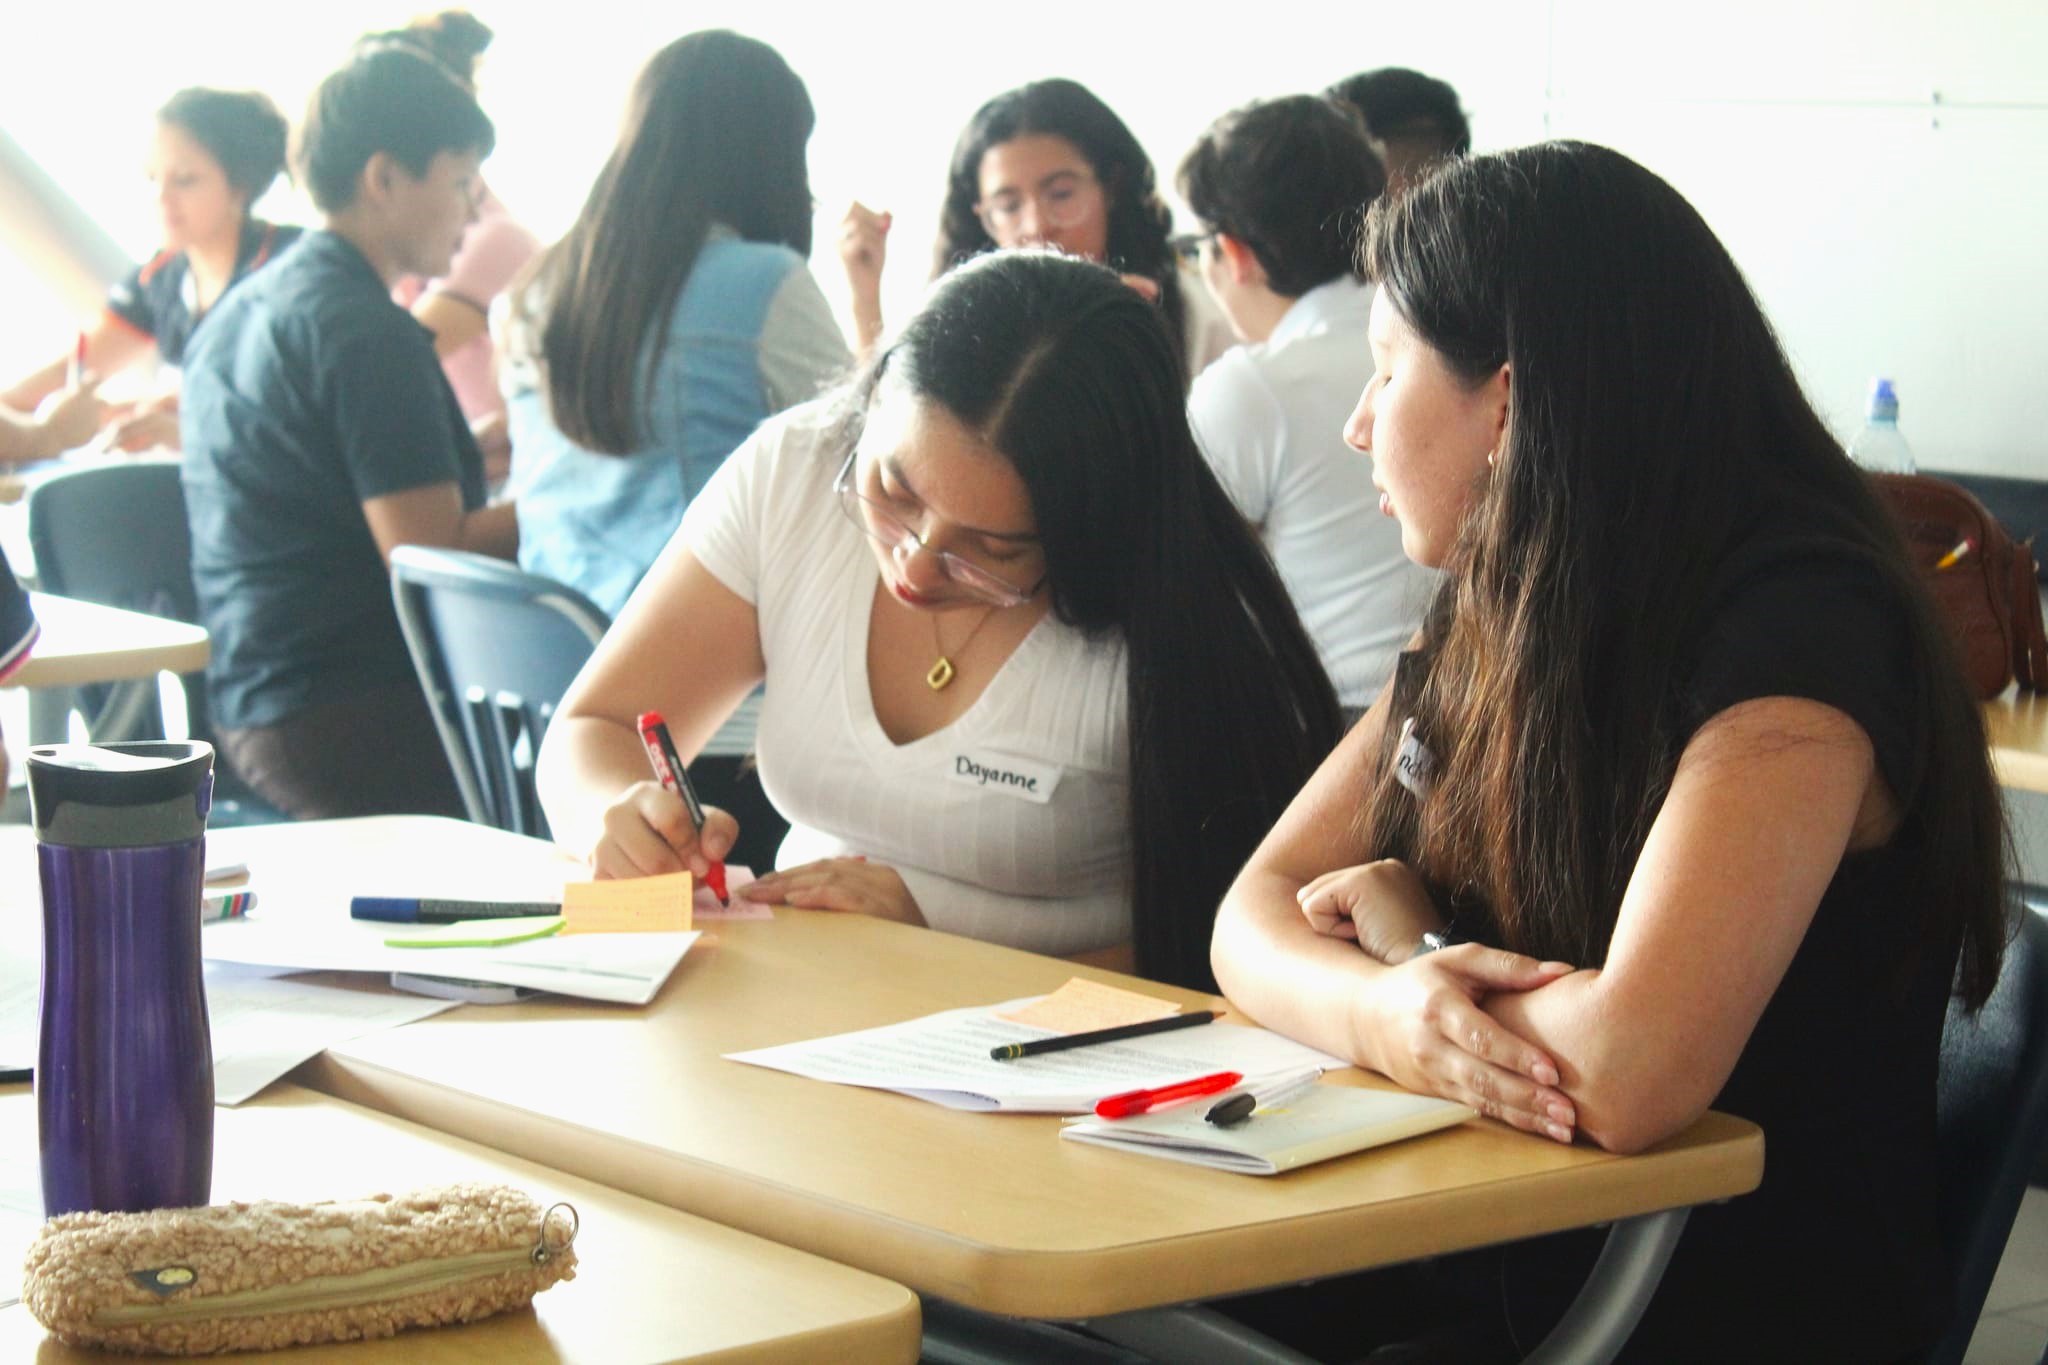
[834,450,1044,608]
[1169,230,1217,264]
[975,170,1100,238]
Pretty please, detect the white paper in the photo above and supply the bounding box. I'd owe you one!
[197,917,698,1007]
[0,951,457,1105]
[726,998,1346,1113]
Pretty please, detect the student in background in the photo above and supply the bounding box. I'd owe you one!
[377,9,539,482]
[838,79,1232,380]
[179,46,513,821]
[501,29,847,619]
[1210,142,2006,1361]
[1325,67,1470,194]
[539,251,1340,989]
[2,88,298,452]
[1178,95,1429,714]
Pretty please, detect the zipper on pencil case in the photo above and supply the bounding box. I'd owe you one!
[94,1207,576,1328]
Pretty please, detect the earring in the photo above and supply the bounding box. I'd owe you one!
[1485,449,1498,469]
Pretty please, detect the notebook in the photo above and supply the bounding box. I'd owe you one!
[1059,1083,1473,1175]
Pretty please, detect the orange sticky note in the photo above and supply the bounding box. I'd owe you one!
[561,871,693,934]
[994,978,1182,1034]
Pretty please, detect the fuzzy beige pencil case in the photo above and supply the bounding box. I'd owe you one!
[22,1183,578,1356]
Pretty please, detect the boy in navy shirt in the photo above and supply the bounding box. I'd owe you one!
[180,45,514,819]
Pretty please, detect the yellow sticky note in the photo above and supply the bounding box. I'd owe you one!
[994,978,1181,1034]
[561,871,693,934]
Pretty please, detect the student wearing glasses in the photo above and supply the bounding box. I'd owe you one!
[1177,95,1431,713]
[1210,143,2006,1360]
[538,250,1340,987]
[837,78,1232,381]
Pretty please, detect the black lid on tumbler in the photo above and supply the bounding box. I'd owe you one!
[27,742,214,848]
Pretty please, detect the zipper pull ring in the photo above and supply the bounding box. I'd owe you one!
[533,1202,580,1266]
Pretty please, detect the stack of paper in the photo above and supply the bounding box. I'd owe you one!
[1061,1083,1473,1174]
[727,999,1346,1112]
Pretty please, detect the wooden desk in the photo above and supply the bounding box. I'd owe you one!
[244,818,1760,1361]
[6,593,208,690]
[0,1085,919,1364]
[1986,685,2048,794]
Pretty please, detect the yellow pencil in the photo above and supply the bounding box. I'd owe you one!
[1934,539,1974,571]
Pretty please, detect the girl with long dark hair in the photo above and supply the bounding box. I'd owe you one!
[502,29,848,616]
[539,250,1339,989]
[1212,141,2008,1359]
[837,78,1231,380]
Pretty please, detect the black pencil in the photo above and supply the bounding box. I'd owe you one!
[989,1010,1220,1061]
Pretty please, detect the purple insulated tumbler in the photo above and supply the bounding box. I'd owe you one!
[27,741,215,1217]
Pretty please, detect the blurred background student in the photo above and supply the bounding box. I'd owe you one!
[838,78,1232,380]
[180,46,510,820]
[1325,66,1470,195]
[538,252,1339,989]
[1178,94,1430,715]
[2,87,296,454]
[501,28,846,619]
[377,9,540,483]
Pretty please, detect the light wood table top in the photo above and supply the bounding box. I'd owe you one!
[6,593,208,690]
[260,817,1763,1321]
[1986,685,2048,794]
[0,1084,918,1365]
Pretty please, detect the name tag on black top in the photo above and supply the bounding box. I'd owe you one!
[949,751,1061,804]
[1394,717,1436,800]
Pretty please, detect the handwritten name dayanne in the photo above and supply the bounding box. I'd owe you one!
[955,756,1039,792]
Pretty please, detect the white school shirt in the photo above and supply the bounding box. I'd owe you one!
[1187,277,1434,707]
[680,405,1134,957]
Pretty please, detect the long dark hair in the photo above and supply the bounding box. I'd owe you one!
[1358,141,2007,1005]
[847,251,1341,988]
[528,30,814,454]
[933,80,1189,375]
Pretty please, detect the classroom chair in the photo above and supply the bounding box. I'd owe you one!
[389,545,608,839]
[1924,890,2048,1364]
[23,459,281,824]
[389,546,790,867]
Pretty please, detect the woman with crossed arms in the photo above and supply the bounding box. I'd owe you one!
[1211,142,2007,1360]
[538,250,1339,987]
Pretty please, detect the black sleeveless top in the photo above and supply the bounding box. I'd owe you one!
[1427,525,1960,1362]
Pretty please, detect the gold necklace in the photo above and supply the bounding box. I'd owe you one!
[927,606,999,691]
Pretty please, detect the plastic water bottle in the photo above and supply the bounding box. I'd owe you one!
[29,741,216,1216]
[1848,378,1918,474]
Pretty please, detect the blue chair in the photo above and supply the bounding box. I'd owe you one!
[389,546,609,840]
[1924,891,2048,1364]
[23,459,281,824]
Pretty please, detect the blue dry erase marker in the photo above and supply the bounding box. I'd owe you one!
[352,896,563,925]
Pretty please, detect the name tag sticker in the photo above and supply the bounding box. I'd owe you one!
[1394,716,1436,800]
[950,751,1062,804]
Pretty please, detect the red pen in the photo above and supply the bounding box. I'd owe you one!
[635,710,729,906]
[1093,1071,1242,1120]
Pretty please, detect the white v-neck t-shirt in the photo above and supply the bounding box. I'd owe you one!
[680,404,1134,957]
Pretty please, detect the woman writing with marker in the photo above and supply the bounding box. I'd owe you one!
[838,78,1231,379]
[1209,142,2007,1360]
[537,250,1341,988]
[3,88,297,454]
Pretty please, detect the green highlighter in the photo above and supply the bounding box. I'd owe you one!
[383,916,566,949]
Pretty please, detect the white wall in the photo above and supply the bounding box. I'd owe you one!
[4,1,2042,472]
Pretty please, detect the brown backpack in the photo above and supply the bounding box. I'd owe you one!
[1873,472,2048,699]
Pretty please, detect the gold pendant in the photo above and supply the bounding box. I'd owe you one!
[926,656,956,691]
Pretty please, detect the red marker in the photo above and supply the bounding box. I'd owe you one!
[635,711,729,906]
[1093,1071,1242,1120]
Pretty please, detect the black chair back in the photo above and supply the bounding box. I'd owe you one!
[1927,894,2048,1363]
[388,545,609,838]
